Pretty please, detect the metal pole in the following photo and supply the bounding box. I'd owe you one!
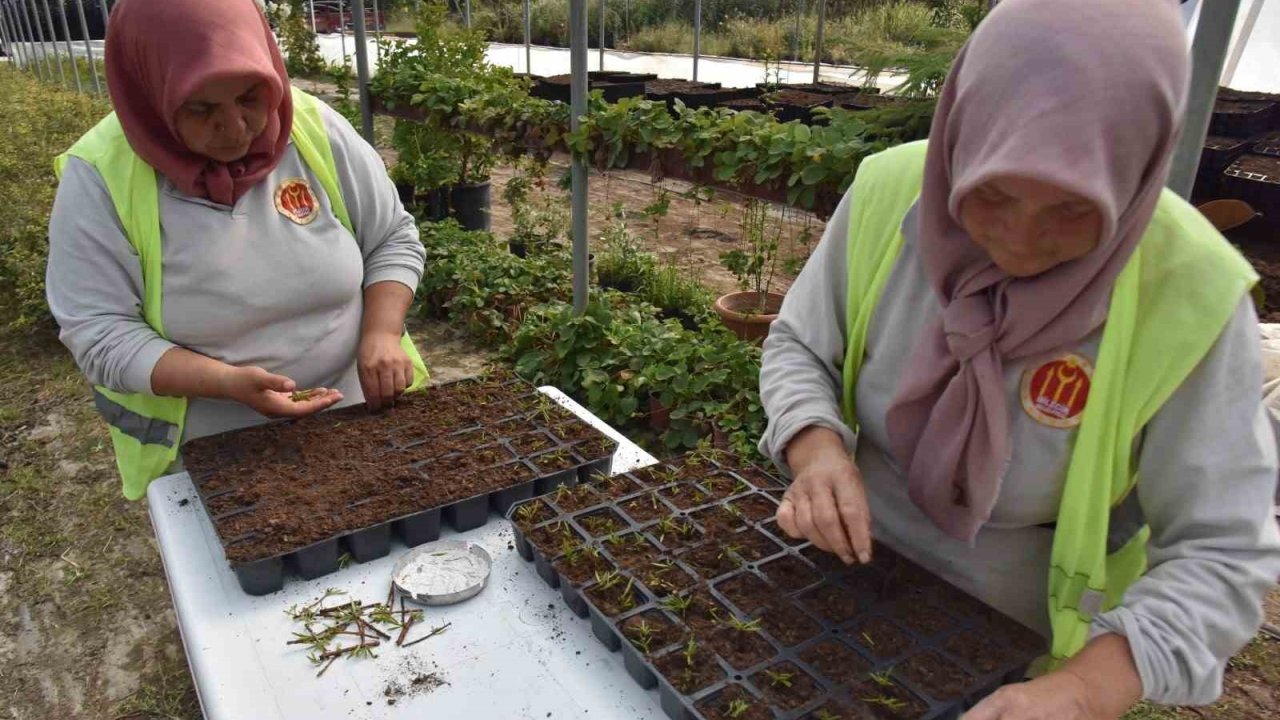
[522,0,530,74]
[97,0,107,34]
[463,0,470,27]
[339,0,347,64]
[39,0,66,86]
[352,0,374,142]
[25,0,52,79]
[597,0,604,71]
[0,3,12,66]
[308,0,316,33]
[57,0,82,93]
[1168,0,1243,198]
[10,0,36,77]
[692,0,700,81]
[569,0,589,315]
[793,0,804,63]
[812,0,826,84]
[1221,0,1263,87]
[73,0,100,93]
[1,2,23,72]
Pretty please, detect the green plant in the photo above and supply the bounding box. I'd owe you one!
[869,669,895,688]
[864,695,907,712]
[723,615,761,634]
[661,594,693,617]
[682,636,698,666]
[764,669,794,688]
[326,61,361,128]
[720,199,782,311]
[596,204,657,292]
[594,569,622,590]
[503,156,569,252]
[277,0,327,77]
[726,698,753,718]
[814,711,843,720]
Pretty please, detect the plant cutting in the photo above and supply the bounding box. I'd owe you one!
[715,199,785,342]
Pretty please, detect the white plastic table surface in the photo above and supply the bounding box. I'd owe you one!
[148,387,663,720]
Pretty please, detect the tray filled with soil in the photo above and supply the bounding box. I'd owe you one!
[183,370,619,595]
[1211,100,1279,139]
[506,448,1045,720]
[761,90,834,125]
[535,73,653,104]
[1223,153,1280,220]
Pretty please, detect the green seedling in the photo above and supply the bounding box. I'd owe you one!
[734,480,752,495]
[619,578,637,609]
[682,636,698,666]
[861,632,876,649]
[654,517,677,542]
[723,615,761,634]
[515,503,540,524]
[718,545,743,562]
[691,489,708,503]
[553,484,573,505]
[604,533,624,547]
[559,538,581,562]
[869,670,894,688]
[864,695,906,712]
[337,553,353,570]
[725,698,752,718]
[651,559,676,571]
[290,388,322,402]
[594,569,621,591]
[662,594,693,616]
[814,711,843,720]
[764,669,794,688]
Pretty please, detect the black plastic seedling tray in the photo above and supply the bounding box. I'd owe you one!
[185,375,619,595]
[508,452,1045,720]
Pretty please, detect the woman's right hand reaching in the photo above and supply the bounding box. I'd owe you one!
[777,425,873,565]
[218,366,343,418]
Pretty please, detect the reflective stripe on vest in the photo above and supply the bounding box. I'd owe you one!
[840,140,1257,663]
[93,389,179,448]
[56,87,429,500]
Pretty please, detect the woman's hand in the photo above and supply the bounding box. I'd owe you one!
[219,366,343,418]
[358,330,413,411]
[964,635,1142,720]
[777,425,873,565]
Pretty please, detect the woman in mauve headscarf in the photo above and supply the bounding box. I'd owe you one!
[47,0,426,494]
[759,0,1280,716]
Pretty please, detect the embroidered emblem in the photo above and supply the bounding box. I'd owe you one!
[1021,353,1093,428]
[274,178,318,225]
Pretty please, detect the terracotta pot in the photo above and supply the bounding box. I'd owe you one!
[713,291,785,343]
[648,395,671,432]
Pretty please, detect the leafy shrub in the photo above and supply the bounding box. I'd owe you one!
[0,67,111,332]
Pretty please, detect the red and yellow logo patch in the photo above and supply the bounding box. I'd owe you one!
[1021,353,1093,428]
[274,178,319,225]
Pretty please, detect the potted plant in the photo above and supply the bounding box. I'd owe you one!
[596,204,656,293]
[390,120,458,222]
[503,157,569,257]
[644,264,710,331]
[715,199,785,342]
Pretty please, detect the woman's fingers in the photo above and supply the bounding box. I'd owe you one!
[812,482,857,565]
[832,471,873,563]
[793,490,835,553]
[776,497,800,538]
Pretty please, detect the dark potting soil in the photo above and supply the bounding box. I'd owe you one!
[680,543,743,580]
[1231,153,1280,177]
[894,600,953,639]
[898,651,972,701]
[706,625,777,670]
[766,90,830,108]
[512,498,557,530]
[753,661,824,711]
[622,609,686,656]
[715,572,779,615]
[584,577,643,616]
[800,545,854,574]
[804,700,862,720]
[696,472,744,501]
[762,520,806,547]
[853,677,929,720]
[691,505,749,538]
[529,448,581,476]
[696,684,773,720]
[684,590,733,634]
[654,646,726,695]
[760,555,822,592]
[722,98,770,113]
[550,418,601,444]
[619,491,670,523]
[940,630,1018,676]
[732,529,782,563]
[628,464,680,487]
[549,483,602,513]
[595,474,645,501]
[574,435,620,462]
[528,521,582,556]
[853,617,916,661]
[510,430,558,457]
[605,533,662,569]
[800,583,865,625]
[799,638,871,687]
[1215,100,1275,115]
[554,547,614,585]
[646,79,718,94]
[661,483,712,510]
[641,562,699,597]
[728,494,779,523]
[576,507,629,537]
[758,600,823,647]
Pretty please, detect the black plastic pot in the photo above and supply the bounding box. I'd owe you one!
[292,539,341,579]
[394,182,415,206]
[448,182,492,232]
[509,240,528,258]
[345,523,392,563]
[414,189,448,222]
[658,307,699,332]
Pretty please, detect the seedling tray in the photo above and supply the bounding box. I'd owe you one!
[1211,100,1278,139]
[508,451,1045,720]
[1223,153,1280,222]
[183,371,619,595]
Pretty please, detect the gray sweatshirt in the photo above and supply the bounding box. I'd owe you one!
[759,190,1280,705]
[47,101,425,441]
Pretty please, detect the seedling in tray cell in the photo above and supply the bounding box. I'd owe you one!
[596,474,643,500]
[621,610,684,657]
[708,619,776,670]
[754,662,823,711]
[853,677,927,720]
[898,651,973,701]
[763,669,794,688]
[620,491,667,523]
[655,642,726,695]
[576,508,628,537]
[642,560,697,597]
[722,615,762,634]
[653,516,702,549]
[585,572,642,616]
[660,593,694,618]
[696,685,772,720]
[555,543,612,585]
[726,698,752,718]
[531,447,579,474]
[552,482,600,513]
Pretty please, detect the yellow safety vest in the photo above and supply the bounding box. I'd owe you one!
[840,140,1256,663]
[54,87,429,501]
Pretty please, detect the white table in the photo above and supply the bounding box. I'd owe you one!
[149,388,664,720]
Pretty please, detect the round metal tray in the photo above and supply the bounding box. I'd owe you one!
[391,540,493,606]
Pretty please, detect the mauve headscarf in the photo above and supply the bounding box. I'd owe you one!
[105,0,292,206]
[883,0,1188,542]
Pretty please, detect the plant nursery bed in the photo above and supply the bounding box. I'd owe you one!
[184,371,618,595]
[507,449,1045,720]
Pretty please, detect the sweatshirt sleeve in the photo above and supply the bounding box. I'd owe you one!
[1091,296,1280,705]
[319,102,425,293]
[45,157,176,394]
[758,188,858,476]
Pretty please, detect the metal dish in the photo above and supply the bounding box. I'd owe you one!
[391,540,493,606]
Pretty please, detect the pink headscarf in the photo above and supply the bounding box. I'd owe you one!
[105,0,292,206]
[883,0,1188,542]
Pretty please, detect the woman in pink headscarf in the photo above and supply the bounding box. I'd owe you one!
[47,0,426,480]
[760,0,1280,716]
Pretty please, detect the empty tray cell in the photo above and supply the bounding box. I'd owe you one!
[799,636,872,687]
[759,554,823,593]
